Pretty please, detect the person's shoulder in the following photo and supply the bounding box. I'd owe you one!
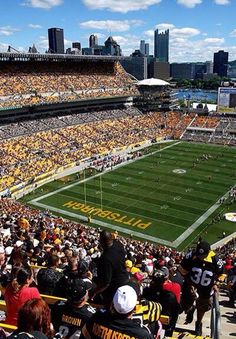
[8,331,47,339]
[82,303,96,314]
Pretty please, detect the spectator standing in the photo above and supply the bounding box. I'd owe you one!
[179,241,224,336]
[90,230,129,306]
[143,269,180,337]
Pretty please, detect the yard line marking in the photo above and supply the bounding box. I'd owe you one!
[172,187,234,247]
[31,141,182,204]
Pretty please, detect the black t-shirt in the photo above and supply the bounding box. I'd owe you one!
[51,301,96,338]
[180,250,224,296]
[80,310,154,339]
[97,240,129,300]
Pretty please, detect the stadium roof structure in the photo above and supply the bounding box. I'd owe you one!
[137,78,170,86]
[0,52,126,63]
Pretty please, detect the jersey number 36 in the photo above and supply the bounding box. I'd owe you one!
[190,268,213,286]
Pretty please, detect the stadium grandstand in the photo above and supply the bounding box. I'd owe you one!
[0,53,235,339]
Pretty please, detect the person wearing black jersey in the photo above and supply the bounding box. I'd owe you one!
[81,285,153,339]
[51,279,96,338]
[179,240,224,336]
[90,230,129,306]
[143,269,180,337]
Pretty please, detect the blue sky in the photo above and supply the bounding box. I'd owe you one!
[0,0,236,62]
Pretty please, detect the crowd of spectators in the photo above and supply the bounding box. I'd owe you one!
[0,109,191,192]
[181,115,236,146]
[0,197,235,338]
[0,61,138,109]
[189,116,220,129]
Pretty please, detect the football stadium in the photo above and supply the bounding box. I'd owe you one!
[0,53,236,338]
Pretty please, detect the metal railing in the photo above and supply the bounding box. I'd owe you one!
[210,291,221,339]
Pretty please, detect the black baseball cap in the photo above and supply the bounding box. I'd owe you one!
[196,241,210,257]
[66,279,89,302]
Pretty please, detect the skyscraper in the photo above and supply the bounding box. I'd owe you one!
[89,34,98,48]
[72,42,81,50]
[213,50,228,77]
[140,40,145,55]
[145,43,149,56]
[48,28,64,54]
[154,29,169,62]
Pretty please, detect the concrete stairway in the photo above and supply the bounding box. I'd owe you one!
[174,291,236,339]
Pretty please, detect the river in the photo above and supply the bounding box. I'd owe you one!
[175,89,217,103]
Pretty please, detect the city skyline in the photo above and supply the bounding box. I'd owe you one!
[0,0,236,62]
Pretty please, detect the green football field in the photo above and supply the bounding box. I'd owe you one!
[24,141,236,250]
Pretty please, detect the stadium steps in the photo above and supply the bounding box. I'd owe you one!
[175,291,236,339]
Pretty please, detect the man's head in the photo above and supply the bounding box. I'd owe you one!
[112,285,137,316]
[152,269,166,289]
[66,279,90,305]
[195,241,211,259]
[99,230,113,249]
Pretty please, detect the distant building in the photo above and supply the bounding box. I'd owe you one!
[82,36,121,56]
[171,63,194,79]
[131,49,144,57]
[89,34,98,48]
[170,62,206,80]
[205,61,213,74]
[154,29,169,62]
[104,36,122,56]
[66,47,81,55]
[28,44,38,54]
[145,43,149,56]
[193,63,207,79]
[48,27,64,54]
[149,60,170,81]
[140,40,145,55]
[213,50,228,77]
[121,57,147,80]
[72,42,81,50]
[82,47,94,55]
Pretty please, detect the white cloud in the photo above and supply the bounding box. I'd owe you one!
[203,38,224,44]
[113,34,141,55]
[22,0,63,9]
[0,42,8,52]
[144,30,155,38]
[155,23,175,31]
[0,26,20,36]
[80,20,143,32]
[230,29,236,37]
[214,0,230,5]
[141,22,230,62]
[28,24,42,29]
[82,0,162,13]
[145,24,200,39]
[177,0,202,8]
[171,27,200,38]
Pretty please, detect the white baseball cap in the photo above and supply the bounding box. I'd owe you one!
[15,240,24,247]
[113,285,137,314]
